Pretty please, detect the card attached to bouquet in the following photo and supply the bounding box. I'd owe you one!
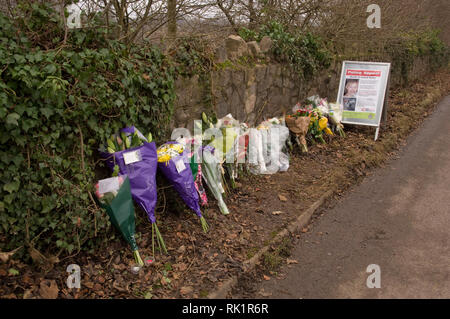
[123,149,142,165]
[175,159,186,173]
[98,176,120,194]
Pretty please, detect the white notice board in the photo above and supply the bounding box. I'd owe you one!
[336,61,391,140]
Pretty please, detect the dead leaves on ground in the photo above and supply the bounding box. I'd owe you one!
[179,286,194,296]
[0,247,21,263]
[39,279,59,299]
[286,258,299,265]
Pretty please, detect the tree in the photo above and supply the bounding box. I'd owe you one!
[167,0,177,38]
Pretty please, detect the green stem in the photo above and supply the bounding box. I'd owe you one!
[152,223,155,259]
[153,223,168,254]
[231,178,236,189]
[221,172,230,195]
[200,216,209,233]
[156,229,162,253]
[301,143,308,153]
[133,249,144,266]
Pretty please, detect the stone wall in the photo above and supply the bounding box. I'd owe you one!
[171,35,437,131]
[211,64,305,124]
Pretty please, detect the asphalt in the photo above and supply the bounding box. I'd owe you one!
[255,95,450,299]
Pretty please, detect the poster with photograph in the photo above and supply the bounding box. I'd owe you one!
[337,61,390,127]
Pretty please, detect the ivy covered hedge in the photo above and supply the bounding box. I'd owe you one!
[0,3,176,259]
[385,29,449,84]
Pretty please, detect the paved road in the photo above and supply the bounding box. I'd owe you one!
[256,95,450,299]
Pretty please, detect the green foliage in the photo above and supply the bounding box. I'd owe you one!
[215,59,235,70]
[248,21,331,79]
[171,37,211,77]
[238,27,258,42]
[386,29,449,84]
[170,37,215,112]
[0,3,176,260]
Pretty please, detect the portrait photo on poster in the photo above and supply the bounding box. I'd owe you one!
[344,79,359,98]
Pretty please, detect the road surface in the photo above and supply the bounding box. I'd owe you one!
[255,95,450,298]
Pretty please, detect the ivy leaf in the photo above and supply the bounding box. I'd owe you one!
[41,196,56,214]
[68,95,76,104]
[6,113,20,126]
[44,64,57,74]
[3,194,14,205]
[21,119,34,132]
[8,268,19,276]
[0,107,7,119]
[75,32,86,45]
[67,244,75,253]
[34,50,44,62]
[163,94,170,104]
[4,181,20,193]
[41,108,54,119]
[13,54,26,64]
[72,54,84,69]
[87,117,97,130]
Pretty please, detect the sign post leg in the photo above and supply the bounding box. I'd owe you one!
[374,126,380,141]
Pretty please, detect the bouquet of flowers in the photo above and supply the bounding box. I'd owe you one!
[307,96,346,138]
[178,137,208,207]
[328,103,346,137]
[100,126,167,256]
[157,141,209,233]
[308,109,327,144]
[249,117,289,174]
[201,146,230,215]
[209,114,240,189]
[306,95,329,115]
[179,138,230,215]
[286,105,312,152]
[95,175,144,266]
[248,127,267,173]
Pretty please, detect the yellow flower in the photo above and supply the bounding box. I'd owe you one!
[318,117,328,131]
[157,146,168,153]
[324,127,334,135]
[157,143,185,163]
[170,143,184,154]
[157,153,171,163]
